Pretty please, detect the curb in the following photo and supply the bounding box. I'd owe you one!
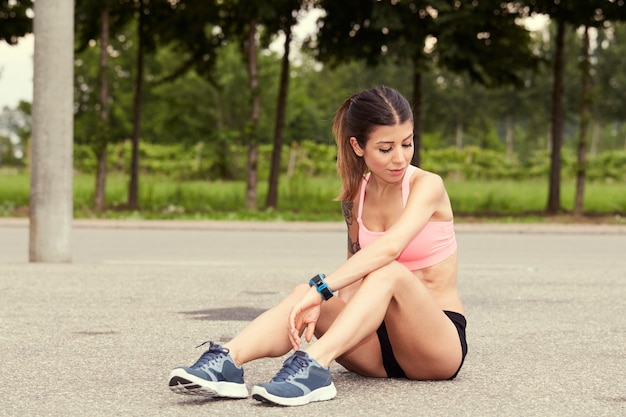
[1,217,625,234]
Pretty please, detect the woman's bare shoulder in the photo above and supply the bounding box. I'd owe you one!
[409,166,443,184]
[408,168,445,199]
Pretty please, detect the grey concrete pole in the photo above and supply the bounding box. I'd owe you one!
[29,1,75,262]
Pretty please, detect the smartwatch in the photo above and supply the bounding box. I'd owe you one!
[309,273,334,300]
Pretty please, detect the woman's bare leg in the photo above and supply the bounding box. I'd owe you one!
[223,284,309,366]
[314,295,388,377]
[305,261,463,380]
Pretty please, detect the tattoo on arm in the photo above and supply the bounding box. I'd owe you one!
[348,235,361,255]
[341,199,360,255]
[341,200,354,226]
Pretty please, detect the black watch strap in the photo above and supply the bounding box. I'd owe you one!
[309,273,334,300]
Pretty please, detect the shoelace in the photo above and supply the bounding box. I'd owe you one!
[272,353,310,382]
[191,341,228,368]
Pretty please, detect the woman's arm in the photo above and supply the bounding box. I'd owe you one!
[325,172,447,293]
[288,171,448,348]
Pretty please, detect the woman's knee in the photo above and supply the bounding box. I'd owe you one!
[362,261,415,290]
[286,283,310,300]
[273,283,311,312]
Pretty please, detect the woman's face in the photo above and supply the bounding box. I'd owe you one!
[351,120,414,183]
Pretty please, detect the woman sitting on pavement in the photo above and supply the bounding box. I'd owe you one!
[168,85,468,406]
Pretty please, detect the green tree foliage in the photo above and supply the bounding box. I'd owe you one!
[594,21,626,149]
[0,101,30,166]
[0,0,32,44]
[51,9,626,181]
[436,1,540,87]
[520,0,626,213]
[312,0,540,165]
[74,24,136,147]
[3,1,626,220]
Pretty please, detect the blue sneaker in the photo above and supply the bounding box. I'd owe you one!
[251,350,336,406]
[168,341,248,398]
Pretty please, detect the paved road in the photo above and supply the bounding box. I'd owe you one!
[0,220,624,416]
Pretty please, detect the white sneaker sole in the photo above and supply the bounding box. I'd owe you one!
[168,368,248,399]
[251,382,337,406]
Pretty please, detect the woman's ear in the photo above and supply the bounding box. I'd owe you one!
[350,137,364,157]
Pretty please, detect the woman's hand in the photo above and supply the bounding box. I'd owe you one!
[288,288,323,351]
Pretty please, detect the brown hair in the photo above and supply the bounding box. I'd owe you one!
[333,86,414,201]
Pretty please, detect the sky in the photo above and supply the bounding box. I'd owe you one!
[0,34,34,109]
[0,12,547,111]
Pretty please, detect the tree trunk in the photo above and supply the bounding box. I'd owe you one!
[128,6,145,210]
[287,141,298,177]
[211,88,234,180]
[574,26,591,217]
[94,6,110,212]
[547,19,565,214]
[266,23,292,209]
[505,114,514,158]
[244,18,259,210]
[411,68,422,167]
[455,122,463,149]
[30,0,74,262]
[590,120,600,156]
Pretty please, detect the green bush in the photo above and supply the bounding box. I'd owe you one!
[586,150,626,182]
[73,142,626,184]
[422,146,520,180]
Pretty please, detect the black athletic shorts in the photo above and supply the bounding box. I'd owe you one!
[376,310,468,379]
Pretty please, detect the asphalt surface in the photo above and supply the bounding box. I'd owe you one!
[0,219,625,416]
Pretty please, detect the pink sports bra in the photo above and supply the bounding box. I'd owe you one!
[357,165,457,270]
